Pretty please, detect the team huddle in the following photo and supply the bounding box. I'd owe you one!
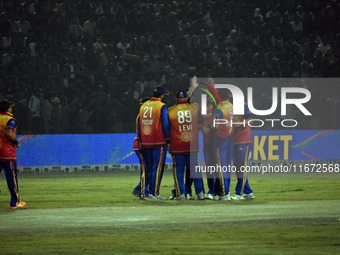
[132,76,255,201]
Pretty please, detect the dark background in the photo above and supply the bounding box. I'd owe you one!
[1,0,339,134]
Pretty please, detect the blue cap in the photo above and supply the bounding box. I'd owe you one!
[153,87,169,96]
[176,89,188,98]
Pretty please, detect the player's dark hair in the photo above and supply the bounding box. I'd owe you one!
[217,89,231,101]
[0,100,12,113]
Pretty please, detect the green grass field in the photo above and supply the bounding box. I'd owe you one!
[0,171,339,255]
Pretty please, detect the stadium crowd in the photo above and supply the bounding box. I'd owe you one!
[0,0,339,134]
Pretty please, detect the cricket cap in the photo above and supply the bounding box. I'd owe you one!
[153,87,169,97]
[176,89,188,98]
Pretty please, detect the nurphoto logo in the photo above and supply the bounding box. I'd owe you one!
[199,79,312,128]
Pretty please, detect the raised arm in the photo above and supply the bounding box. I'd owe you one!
[187,75,199,100]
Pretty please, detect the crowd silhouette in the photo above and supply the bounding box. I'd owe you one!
[1,0,339,133]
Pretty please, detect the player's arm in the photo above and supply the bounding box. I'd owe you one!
[187,75,199,101]
[210,108,223,130]
[242,103,253,127]
[6,119,21,148]
[196,106,203,131]
[161,105,170,143]
[136,114,142,149]
[234,103,252,128]
[137,115,143,149]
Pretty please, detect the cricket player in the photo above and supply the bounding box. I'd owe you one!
[168,89,205,200]
[0,99,26,209]
[138,87,170,200]
[132,97,149,198]
[189,76,220,200]
[231,102,255,200]
[213,90,234,200]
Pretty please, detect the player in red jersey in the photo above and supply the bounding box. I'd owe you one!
[213,89,234,200]
[138,87,170,200]
[230,102,255,200]
[0,99,26,209]
[168,89,205,200]
[189,76,220,200]
[132,97,149,198]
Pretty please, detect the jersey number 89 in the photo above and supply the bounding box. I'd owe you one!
[177,110,191,124]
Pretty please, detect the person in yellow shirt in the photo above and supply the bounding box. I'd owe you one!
[0,99,26,209]
[138,87,170,200]
[168,89,205,200]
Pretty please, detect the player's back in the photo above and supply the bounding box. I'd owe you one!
[168,103,199,154]
[139,98,167,148]
[215,100,233,138]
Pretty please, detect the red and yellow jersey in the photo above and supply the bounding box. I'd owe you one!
[134,113,141,151]
[133,136,140,150]
[214,100,233,138]
[202,102,215,143]
[233,117,252,145]
[233,102,252,144]
[139,97,168,148]
[168,102,199,154]
[0,113,17,162]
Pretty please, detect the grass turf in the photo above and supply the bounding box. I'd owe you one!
[0,171,339,255]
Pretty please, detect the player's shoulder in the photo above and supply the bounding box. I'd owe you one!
[225,100,233,108]
[6,118,17,129]
[218,100,232,108]
[168,104,176,111]
[190,103,199,112]
[140,101,149,107]
[191,102,200,108]
[169,103,186,111]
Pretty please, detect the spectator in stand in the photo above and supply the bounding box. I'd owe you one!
[0,1,339,134]
[28,88,41,134]
[41,93,53,134]
[82,15,96,39]
[51,96,63,134]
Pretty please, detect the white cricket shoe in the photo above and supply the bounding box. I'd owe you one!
[169,194,175,200]
[197,191,205,200]
[175,194,186,200]
[231,194,245,200]
[242,193,255,199]
[220,193,231,200]
[186,194,195,200]
[205,193,214,200]
[148,194,159,200]
[156,194,167,200]
[213,195,220,200]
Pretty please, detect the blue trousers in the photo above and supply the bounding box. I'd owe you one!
[215,136,233,196]
[203,141,219,195]
[170,166,194,196]
[140,146,167,198]
[133,150,142,196]
[172,153,204,196]
[233,144,253,195]
[0,161,21,207]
